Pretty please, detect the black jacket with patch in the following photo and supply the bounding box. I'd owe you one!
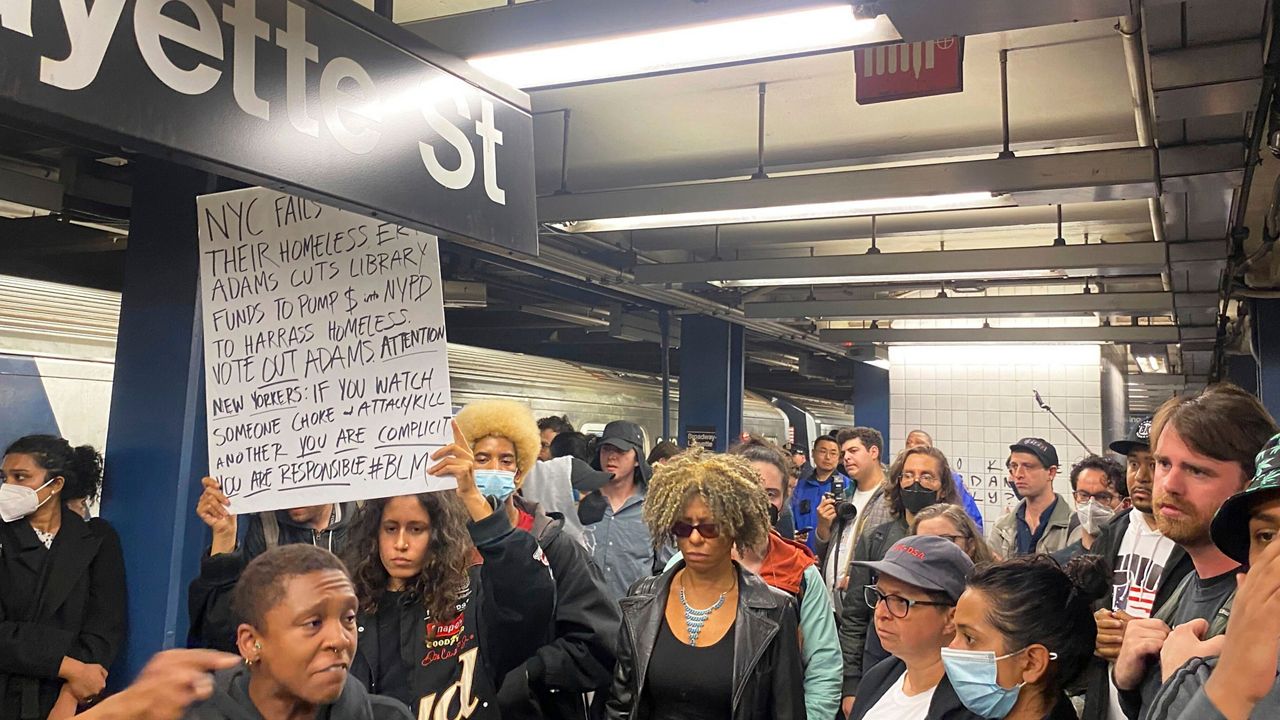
[497,497,620,720]
[351,510,557,720]
[187,502,357,652]
[0,507,126,720]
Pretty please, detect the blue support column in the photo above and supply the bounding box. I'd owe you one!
[1226,353,1259,396]
[852,360,890,441]
[678,315,744,452]
[727,323,745,444]
[1256,299,1280,416]
[100,159,215,682]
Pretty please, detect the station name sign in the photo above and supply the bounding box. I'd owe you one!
[0,0,536,254]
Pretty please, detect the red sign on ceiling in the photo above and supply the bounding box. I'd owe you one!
[854,37,965,104]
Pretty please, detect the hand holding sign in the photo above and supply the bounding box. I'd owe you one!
[195,477,237,555]
[429,420,491,522]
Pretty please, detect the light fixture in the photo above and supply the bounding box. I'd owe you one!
[711,267,1063,288]
[552,192,1005,233]
[66,219,129,237]
[1131,343,1170,374]
[865,358,891,370]
[468,5,886,89]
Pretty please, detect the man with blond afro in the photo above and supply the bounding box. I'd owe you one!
[454,399,620,720]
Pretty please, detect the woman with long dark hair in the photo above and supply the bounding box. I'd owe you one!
[343,422,557,718]
[0,435,124,720]
[944,555,1109,719]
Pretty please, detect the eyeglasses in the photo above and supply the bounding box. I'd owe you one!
[672,521,721,539]
[935,533,968,545]
[901,471,941,489]
[1073,490,1117,504]
[864,585,953,618]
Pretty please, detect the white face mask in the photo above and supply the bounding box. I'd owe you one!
[1076,499,1116,535]
[0,478,57,523]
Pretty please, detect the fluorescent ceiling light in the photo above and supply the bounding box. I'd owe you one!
[865,358,891,370]
[553,192,1006,233]
[468,4,882,88]
[1135,354,1168,374]
[711,267,1062,288]
[67,219,128,236]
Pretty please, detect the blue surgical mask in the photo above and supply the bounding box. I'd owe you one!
[941,646,1054,719]
[474,469,517,502]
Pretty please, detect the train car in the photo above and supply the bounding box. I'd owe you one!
[0,276,794,464]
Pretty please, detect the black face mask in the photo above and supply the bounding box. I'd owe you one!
[901,484,939,514]
[768,504,781,527]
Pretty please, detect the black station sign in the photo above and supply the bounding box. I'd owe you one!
[0,0,537,254]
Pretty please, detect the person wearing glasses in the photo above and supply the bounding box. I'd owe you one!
[912,504,998,566]
[990,439,1076,559]
[840,445,961,714]
[844,534,978,720]
[607,451,805,720]
[1050,456,1127,563]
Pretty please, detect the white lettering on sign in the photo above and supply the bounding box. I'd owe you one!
[5,0,508,205]
[197,186,456,515]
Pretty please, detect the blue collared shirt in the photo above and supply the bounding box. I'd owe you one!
[1015,497,1059,556]
[582,488,667,599]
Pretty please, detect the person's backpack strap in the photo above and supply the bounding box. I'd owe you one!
[1208,590,1235,637]
[1153,573,1194,625]
[260,511,280,549]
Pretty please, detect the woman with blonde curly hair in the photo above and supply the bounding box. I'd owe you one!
[342,421,557,718]
[606,450,805,720]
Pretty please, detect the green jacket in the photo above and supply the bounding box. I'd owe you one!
[990,493,1076,558]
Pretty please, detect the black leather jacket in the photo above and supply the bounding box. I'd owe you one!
[606,561,805,720]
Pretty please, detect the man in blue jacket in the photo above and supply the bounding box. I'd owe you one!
[791,433,848,552]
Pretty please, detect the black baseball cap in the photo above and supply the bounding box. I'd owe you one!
[852,534,975,603]
[783,442,807,458]
[1110,417,1153,456]
[1010,437,1059,468]
[599,420,651,483]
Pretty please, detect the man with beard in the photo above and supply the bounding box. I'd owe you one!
[1077,418,1193,720]
[1112,385,1277,719]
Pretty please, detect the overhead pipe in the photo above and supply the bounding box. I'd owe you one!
[1117,10,1166,244]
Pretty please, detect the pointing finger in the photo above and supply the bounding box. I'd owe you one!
[450,419,470,452]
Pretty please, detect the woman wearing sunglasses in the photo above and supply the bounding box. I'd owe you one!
[606,450,805,720]
[943,555,1108,719]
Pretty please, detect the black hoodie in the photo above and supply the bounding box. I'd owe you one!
[183,664,411,720]
[188,503,358,652]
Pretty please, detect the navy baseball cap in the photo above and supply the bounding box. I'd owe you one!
[1010,437,1059,468]
[1110,417,1153,456]
[853,534,975,603]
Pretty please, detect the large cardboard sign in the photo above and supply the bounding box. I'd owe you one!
[197,186,454,514]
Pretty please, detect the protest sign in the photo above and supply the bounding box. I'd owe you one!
[196,186,454,514]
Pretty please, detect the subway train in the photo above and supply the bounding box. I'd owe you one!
[0,275,853,461]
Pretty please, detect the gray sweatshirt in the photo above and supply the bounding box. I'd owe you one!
[1146,656,1280,720]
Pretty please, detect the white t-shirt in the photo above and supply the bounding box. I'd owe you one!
[823,486,877,591]
[1106,514,1177,720]
[861,670,936,720]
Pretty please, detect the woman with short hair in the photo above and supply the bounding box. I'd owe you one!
[180,543,412,720]
[912,504,998,565]
[607,450,805,720]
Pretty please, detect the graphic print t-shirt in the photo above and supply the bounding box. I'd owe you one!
[1110,516,1176,617]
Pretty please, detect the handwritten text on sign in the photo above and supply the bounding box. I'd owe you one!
[196,187,455,514]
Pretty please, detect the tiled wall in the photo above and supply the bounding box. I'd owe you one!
[888,344,1103,530]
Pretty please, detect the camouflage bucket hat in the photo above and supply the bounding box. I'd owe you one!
[1211,432,1280,564]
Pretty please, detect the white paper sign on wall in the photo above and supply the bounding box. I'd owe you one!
[196,187,455,514]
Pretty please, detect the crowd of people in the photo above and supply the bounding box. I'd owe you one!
[6,383,1280,719]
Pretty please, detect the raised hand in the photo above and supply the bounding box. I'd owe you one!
[428,419,489,522]
[194,476,237,555]
[79,649,241,720]
[1205,536,1280,719]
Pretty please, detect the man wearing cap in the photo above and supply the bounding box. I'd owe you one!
[1077,418,1193,720]
[844,535,977,720]
[990,437,1076,558]
[1146,433,1280,720]
[1111,385,1278,720]
[519,448,615,547]
[578,420,667,599]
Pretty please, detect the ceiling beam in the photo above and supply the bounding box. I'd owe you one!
[819,325,1186,344]
[745,291,1208,320]
[634,239,1217,286]
[539,147,1164,227]
[880,0,1131,41]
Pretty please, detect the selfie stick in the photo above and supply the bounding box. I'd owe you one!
[1032,390,1095,455]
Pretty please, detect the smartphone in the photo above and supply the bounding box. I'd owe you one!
[796,526,814,536]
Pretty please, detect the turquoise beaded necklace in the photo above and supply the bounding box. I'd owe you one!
[679,583,728,646]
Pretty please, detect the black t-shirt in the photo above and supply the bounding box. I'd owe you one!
[646,616,734,720]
